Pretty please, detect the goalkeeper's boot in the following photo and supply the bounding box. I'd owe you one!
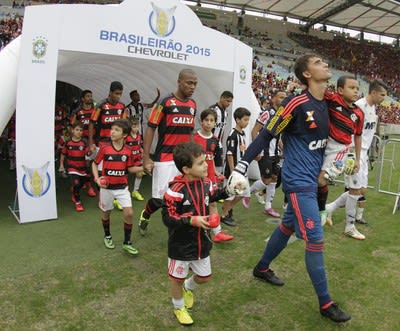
[138,209,150,236]
[320,303,351,323]
[344,225,365,240]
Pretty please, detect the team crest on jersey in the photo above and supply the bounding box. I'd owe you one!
[204,195,209,206]
[121,155,127,162]
[350,113,358,122]
[79,146,84,150]
[189,107,195,116]
[117,109,122,115]
[21,161,51,198]
[306,111,315,122]
[149,3,177,37]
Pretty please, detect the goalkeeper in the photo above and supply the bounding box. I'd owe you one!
[317,76,364,233]
[228,55,350,323]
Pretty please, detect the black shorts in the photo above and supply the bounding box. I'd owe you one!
[258,155,281,179]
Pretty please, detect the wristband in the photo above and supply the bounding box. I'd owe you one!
[234,160,249,176]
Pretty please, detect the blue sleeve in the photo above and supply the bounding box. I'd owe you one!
[242,129,273,163]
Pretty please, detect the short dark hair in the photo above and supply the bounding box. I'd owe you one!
[129,90,138,97]
[368,79,388,94]
[110,81,123,92]
[71,121,84,129]
[337,75,357,89]
[294,54,318,86]
[233,107,251,121]
[221,91,234,99]
[173,142,203,173]
[81,89,92,99]
[111,119,130,135]
[200,108,217,121]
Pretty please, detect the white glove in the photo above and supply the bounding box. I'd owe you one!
[226,171,249,195]
[343,153,356,175]
[324,160,344,181]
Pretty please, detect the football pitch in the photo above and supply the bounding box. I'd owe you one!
[0,144,399,330]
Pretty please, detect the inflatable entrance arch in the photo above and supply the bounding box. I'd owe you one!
[0,0,258,223]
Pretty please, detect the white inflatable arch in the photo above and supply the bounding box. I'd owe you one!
[0,0,259,223]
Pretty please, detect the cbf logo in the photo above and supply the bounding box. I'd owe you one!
[32,36,48,60]
[149,2,177,37]
[21,161,51,198]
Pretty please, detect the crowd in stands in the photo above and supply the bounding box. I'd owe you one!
[1,4,400,125]
[0,15,22,49]
[289,32,400,99]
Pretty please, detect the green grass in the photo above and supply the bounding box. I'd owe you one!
[0,147,400,330]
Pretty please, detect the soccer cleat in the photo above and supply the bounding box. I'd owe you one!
[242,196,250,209]
[256,192,265,204]
[138,209,149,236]
[221,215,237,227]
[131,191,144,201]
[264,208,281,218]
[320,303,351,323]
[356,218,368,225]
[75,202,84,212]
[86,184,97,197]
[103,236,115,249]
[174,307,194,325]
[344,226,365,240]
[253,267,284,286]
[213,231,234,243]
[122,242,139,255]
[113,199,123,211]
[183,287,194,309]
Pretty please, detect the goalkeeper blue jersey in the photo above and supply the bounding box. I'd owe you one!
[243,90,329,193]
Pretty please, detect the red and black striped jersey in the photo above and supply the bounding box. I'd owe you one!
[94,143,134,190]
[193,131,222,182]
[325,92,364,145]
[90,99,126,143]
[125,133,143,166]
[71,107,96,139]
[61,139,89,176]
[148,94,196,162]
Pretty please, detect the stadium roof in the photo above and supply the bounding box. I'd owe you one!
[192,0,400,39]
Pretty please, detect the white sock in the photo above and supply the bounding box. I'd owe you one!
[356,207,365,221]
[133,177,142,192]
[250,179,267,194]
[326,191,348,214]
[264,183,276,210]
[345,194,360,229]
[172,297,185,309]
[212,224,222,235]
[184,275,197,291]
